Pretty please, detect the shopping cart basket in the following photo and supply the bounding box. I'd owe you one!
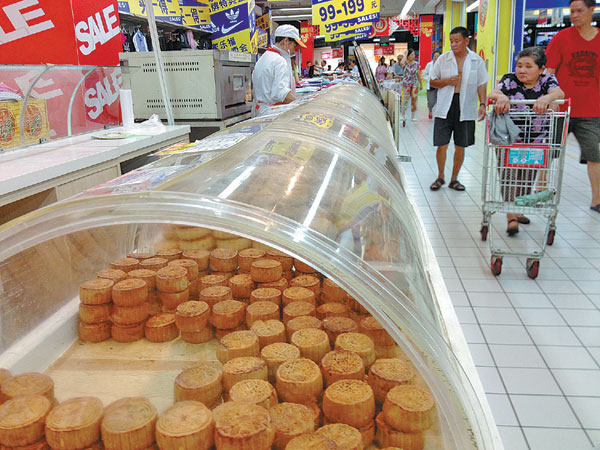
[480,99,570,279]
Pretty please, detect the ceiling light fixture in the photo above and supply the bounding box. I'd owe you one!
[400,0,416,18]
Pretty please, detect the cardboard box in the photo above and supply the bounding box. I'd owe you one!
[0,99,50,150]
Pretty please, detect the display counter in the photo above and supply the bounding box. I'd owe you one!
[0,84,501,450]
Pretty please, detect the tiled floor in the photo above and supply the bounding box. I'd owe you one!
[398,103,600,450]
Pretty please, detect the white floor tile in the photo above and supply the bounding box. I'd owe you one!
[507,293,553,308]
[537,280,583,294]
[476,366,506,394]
[559,309,600,327]
[468,292,512,307]
[449,291,470,307]
[523,428,593,450]
[517,308,567,326]
[487,394,519,426]
[552,369,600,396]
[526,326,582,346]
[468,343,495,366]
[589,347,600,366]
[481,324,533,345]
[574,280,600,295]
[499,279,543,294]
[475,307,522,325]
[510,395,580,428]
[500,368,561,395]
[568,396,600,429]
[537,346,599,369]
[462,278,504,293]
[489,345,546,368]
[547,293,597,309]
[461,323,486,344]
[572,327,600,347]
[497,426,529,450]
[455,306,477,324]
[443,277,464,292]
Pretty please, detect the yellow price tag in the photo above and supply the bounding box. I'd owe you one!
[259,139,315,164]
[298,113,334,130]
[312,0,379,25]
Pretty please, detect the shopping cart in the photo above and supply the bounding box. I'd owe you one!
[480,99,570,279]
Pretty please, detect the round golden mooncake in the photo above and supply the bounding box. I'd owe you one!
[359,316,395,347]
[182,249,210,271]
[210,248,238,273]
[382,385,436,433]
[320,350,365,386]
[216,330,260,364]
[45,396,103,450]
[0,395,51,447]
[127,269,157,291]
[322,379,375,429]
[285,433,338,450]
[265,250,293,271]
[180,327,214,344]
[321,278,346,302]
[155,400,214,450]
[323,317,358,343]
[261,342,301,382]
[282,287,316,307]
[0,374,53,404]
[228,274,255,299]
[275,358,322,404]
[127,252,155,261]
[222,357,268,392]
[198,286,232,308]
[238,248,266,271]
[375,412,425,450]
[285,316,322,341]
[96,269,127,285]
[213,402,274,450]
[368,358,414,403]
[334,332,376,368]
[258,277,288,292]
[111,322,144,343]
[251,259,283,283]
[144,313,179,342]
[251,320,286,348]
[156,266,188,293]
[79,279,114,305]
[229,379,278,410]
[315,423,362,450]
[210,300,245,330]
[246,301,280,328]
[112,279,148,307]
[100,397,157,450]
[269,402,315,450]
[168,259,199,281]
[175,301,210,332]
[250,288,282,306]
[289,275,320,296]
[139,257,169,272]
[198,274,228,291]
[174,365,222,408]
[282,301,316,324]
[316,303,350,320]
[290,328,330,363]
[155,248,183,261]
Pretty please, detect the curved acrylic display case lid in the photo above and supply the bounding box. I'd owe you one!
[0,85,496,450]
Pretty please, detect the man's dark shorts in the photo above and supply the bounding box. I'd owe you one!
[569,117,600,164]
[433,93,476,148]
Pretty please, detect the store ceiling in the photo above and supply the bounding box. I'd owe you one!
[262,0,441,21]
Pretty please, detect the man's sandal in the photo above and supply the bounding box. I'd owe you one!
[448,180,466,191]
[430,178,445,191]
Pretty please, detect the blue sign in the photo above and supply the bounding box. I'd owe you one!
[507,148,546,167]
[338,32,369,42]
[211,4,250,40]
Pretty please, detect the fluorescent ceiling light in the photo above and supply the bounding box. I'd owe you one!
[400,0,416,18]
[389,37,396,41]
[373,38,380,42]
[466,1,479,12]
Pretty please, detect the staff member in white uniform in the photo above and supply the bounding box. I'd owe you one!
[429,27,489,192]
[252,24,306,116]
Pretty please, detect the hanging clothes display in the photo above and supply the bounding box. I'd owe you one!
[133,29,148,52]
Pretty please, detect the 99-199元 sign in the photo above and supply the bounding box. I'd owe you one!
[312,0,379,25]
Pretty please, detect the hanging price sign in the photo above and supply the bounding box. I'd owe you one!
[325,24,372,41]
[312,0,379,26]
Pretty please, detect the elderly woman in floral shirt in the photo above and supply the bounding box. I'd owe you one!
[487,46,564,235]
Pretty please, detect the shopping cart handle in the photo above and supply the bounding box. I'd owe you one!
[487,98,571,106]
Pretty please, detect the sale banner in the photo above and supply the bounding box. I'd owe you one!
[300,21,315,67]
[337,32,368,42]
[312,0,379,26]
[321,18,374,35]
[72,0,122,66]
[419,15,433,70]
[118,0,210,30]
[325,24,371,41]
[256,11,270,30]
[367,15,399,38]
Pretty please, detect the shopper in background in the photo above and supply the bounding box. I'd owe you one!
[487,46,564,235]
[302,62,311,78]
[422,51,441,119]
[376,58,388,82]
[251,24,307,116]
[350,60,359,75]
[308,61,316,78]
[387,59,396,76]
[401,49,423,122]
[390,58,404,79]
[429,27,489,191]
[545,0,600,213]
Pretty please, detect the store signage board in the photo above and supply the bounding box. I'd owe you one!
[256,12,270,30]
[311,0,379,26]
[210,0,257,53]
[228,51,252,62]
[325,24,371,41]
[0,0,122,65]
[374,44,394,55]
[321,18,374,35]
[337,32,369,42]
[368,15,399,37]
[118,0,210,28]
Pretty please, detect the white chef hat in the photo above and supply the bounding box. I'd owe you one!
[274,24,307,48]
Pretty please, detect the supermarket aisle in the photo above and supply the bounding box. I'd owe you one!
[398,104,600,450]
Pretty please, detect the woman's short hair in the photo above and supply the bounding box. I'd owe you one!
[407,49,415,58]
[516,46,546,68]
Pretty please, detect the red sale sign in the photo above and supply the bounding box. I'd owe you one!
[374,44,394,56]
[0,0,121,65]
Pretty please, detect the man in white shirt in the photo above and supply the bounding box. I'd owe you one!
[252,24,307,116]
[429,27,489,191]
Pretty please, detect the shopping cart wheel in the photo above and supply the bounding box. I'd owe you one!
[526,258,540,279]
[490,256,502,276]
[480,225,489,241]
[547,229,556,246]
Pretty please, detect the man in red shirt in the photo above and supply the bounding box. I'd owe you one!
[546,0,600,212]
